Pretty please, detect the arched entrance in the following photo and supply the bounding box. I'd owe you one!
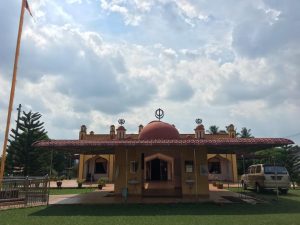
[145,153,173,181]
[143,153,181,197]
[147,158,168,181]
[84,155,109,182]
[208,155,233,182]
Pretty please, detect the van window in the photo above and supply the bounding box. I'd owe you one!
[250,166,255,174]
[256,165,261,173]
[264,166,288,174]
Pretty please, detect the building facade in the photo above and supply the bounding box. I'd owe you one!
[35,112,293,200]
[77,121,239,189]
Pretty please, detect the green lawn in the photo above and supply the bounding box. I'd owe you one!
[0,190,299,225]
[227,187,300,202]
[49,188,95,195]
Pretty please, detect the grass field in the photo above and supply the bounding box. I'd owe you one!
[49,188,95,195]
[0,189,299,225]
[227,187,300,202]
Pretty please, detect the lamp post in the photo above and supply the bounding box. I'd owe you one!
[273,156,279,200]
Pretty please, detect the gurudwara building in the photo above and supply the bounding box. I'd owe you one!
[35,109,293,199]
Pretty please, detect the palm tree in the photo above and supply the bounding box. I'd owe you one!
[209,125,219,134]
[238,127,253,138]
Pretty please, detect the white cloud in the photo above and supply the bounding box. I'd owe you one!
[0,0,299,147]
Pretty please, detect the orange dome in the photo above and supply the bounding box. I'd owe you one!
[195,124,204,130]
[138,121,180,140]
[116,126,126,131]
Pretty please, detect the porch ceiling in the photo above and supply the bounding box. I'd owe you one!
[33,138,293,155]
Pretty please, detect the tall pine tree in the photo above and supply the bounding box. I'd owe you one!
[6,111,49,176]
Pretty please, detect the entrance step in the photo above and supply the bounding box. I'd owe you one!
[142,188,182,197]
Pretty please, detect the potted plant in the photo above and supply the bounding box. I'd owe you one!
[217,182,223,189]
[97,178,106,190]
[77,179,85,189]
[56,176,65,189]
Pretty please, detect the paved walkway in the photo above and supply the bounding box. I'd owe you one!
[50,180,98,188]
[49,184,258,205]
[50,179,242,188]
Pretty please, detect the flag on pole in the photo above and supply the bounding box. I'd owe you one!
[25,0,33,17]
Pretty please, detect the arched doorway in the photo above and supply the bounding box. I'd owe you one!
[147,158,168,181]
[208,155,232,182]
[84,156,109,182]
[145,153,174,181]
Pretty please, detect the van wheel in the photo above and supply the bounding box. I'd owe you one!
[255,184,262,193]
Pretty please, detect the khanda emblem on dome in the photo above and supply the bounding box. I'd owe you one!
[195,118,202,124]
[118,118,125,126]
[155,108,164,121]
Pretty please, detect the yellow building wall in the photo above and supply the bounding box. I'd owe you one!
[127,148,142,195]
[115,147,211,197]
[114,148,129,194]
[114,147,143,195]
[78,152,237,187]
[181,147,209,197]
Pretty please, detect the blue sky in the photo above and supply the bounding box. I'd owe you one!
[0,0,299,148]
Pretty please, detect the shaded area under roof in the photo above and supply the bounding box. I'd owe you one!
[33,138,294,155]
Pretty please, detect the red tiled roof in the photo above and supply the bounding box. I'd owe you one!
[34,138,293,154]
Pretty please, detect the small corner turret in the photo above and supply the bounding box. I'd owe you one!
[194,118,205,139]
[138,124,144,134]
[110,125,116,139]
[79,125,87,140]
[226,124,236,138]
[116,119,126,139]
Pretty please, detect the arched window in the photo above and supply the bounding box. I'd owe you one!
[94,157,108,174]
[208,157,221,174]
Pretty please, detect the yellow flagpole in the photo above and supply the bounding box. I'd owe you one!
[0,0,26,179]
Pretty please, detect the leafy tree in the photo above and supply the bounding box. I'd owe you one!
[282,145,300,189]
[209,125,219,134]
[255,146,300,189]
[254,148,285,164]
[238,127,253,138]
[237,154,256,175]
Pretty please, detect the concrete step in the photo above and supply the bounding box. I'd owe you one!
[142,188,182,197]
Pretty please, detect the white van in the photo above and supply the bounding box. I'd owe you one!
[241,164,290,194]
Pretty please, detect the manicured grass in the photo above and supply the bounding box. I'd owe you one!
[49,188,95,195]
[0,190,299,225]
[227,187,300,202]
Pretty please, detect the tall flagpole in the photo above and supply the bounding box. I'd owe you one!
[0,0,26,179]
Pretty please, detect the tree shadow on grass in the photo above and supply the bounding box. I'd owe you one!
[238,190,300,202]
[30,198,300,217]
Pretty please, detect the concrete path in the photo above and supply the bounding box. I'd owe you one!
[49,184,259,205]
[50,179,98,188]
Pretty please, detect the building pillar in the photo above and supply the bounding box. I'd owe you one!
[195,147,209,198]
[78,154,85,180]
[231,154,238,182]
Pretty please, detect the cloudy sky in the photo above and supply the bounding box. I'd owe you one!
[0,0,299,149]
